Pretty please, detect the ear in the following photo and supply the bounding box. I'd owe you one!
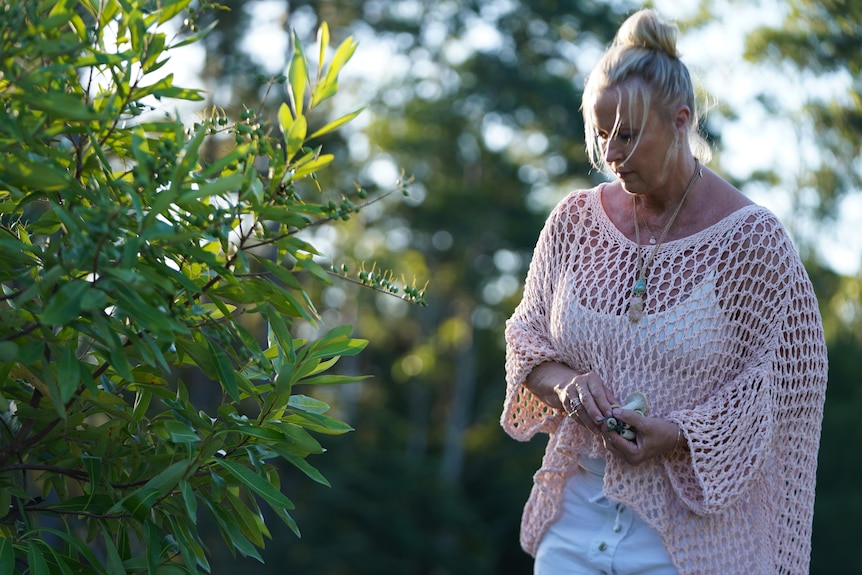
[673,105,691,132]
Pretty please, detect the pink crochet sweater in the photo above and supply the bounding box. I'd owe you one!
[502,185,827,574]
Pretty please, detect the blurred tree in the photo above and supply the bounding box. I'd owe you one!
[739,2,862,572]
[743,0,862,222]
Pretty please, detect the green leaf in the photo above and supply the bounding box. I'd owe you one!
[299,373,369,386]
[308,108,363,139]
[304,325,368,360]
[225,490,268,548]
[0,538,14,574]
[102,528,127,575]
[27,541,50,575]
[178,172,244,204]
[0,342,19,362]
[162,420,201,444]
[288,31,309,116]
[111,461,187,521]
[167,514,210,572]
[293,252,332,285]
[285,411,353,435]
[41,279,88,326]
[200,497,263,561]
[0,159,68,191]
[179,479,197,524]
[284,113,307,163]
[316,23,330,85]
[285,153,334,183]
[20,92,99,120]
[207,339,239,402]
[287,394,330,414]
[56,342,81,404]
[276,450,331,487]
[214,459,295,514]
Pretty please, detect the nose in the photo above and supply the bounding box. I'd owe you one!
[603,138,625,165]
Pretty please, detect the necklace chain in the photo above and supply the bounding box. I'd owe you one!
[628,159,701,322]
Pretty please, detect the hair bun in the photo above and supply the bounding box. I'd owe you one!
[613,9,680,58]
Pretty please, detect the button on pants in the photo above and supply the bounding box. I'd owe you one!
[534,465,679,575]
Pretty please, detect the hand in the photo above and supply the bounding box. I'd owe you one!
[555,372,619,436]
[601,408,680,465]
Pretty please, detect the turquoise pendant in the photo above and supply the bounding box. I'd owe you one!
[632,278,646,295]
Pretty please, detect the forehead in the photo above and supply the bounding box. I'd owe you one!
[591,86,648,130]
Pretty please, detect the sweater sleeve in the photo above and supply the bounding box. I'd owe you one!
[662,211,827,516]
[501,193,580,441]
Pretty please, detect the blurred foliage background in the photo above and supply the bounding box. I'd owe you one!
[167,0,859,572]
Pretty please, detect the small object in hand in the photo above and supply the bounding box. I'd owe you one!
[602,392,649,441]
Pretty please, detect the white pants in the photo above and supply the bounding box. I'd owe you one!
[534,460,679,575]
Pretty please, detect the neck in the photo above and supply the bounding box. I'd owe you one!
[638,157,701,216]
[637,156,703,212]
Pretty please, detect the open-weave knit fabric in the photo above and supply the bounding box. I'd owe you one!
[502,185,827,575]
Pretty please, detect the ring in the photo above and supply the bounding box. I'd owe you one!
[566,397,581,418]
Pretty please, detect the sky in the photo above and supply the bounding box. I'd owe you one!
[162,0,861,275]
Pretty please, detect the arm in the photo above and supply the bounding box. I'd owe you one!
[661,212,827,515]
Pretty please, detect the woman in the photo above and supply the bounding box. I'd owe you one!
[501,8,827,575]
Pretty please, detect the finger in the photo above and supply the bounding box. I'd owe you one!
[609,408,645,429]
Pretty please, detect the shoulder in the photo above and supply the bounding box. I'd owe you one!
[546,184,605,228]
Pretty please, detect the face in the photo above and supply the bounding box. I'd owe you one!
[592,85,686,197]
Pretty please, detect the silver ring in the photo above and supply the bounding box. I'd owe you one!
[566,397,581,418]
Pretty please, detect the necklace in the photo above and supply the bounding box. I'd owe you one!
[642,218,659,244]
[628,159,701,322]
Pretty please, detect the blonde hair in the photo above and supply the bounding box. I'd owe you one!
[582,9,711,172]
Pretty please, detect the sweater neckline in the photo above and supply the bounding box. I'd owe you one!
[594,182,762,248]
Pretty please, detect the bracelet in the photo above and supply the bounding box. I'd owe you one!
[674,425,683,451]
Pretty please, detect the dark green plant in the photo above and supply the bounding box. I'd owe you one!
[0,1,417,572]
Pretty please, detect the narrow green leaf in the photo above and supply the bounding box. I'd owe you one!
[309,108,363,139]
[56,343,81,404]
[277,101,294,141]
[36,528,105,570]
[178,172,244,204]
[286,411,353,435]
[0,341,19,362]
[0,538,14,574]
[156,0,189,24]
[102,529,127,575]
[285,114,307,163]
[111,461,187,521]
[225,490,268,548]
[214,459,295,513]
[0,159,68,191]
[286,154,334,182]
[19,92,98,120]
[288,31,309,116]
[293,252,332,285]
[144,521,161,574]
[287,394,330,414]
[207,340,239,402]
[27,541,50,575]
[276,450,330,487]
[167,514,210,572]
[316,23,330,84]
[299,373,370,386]
[179,479,197,524]
[40,280,89,326]
[200,497,263,561]
[162,420,200,444]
